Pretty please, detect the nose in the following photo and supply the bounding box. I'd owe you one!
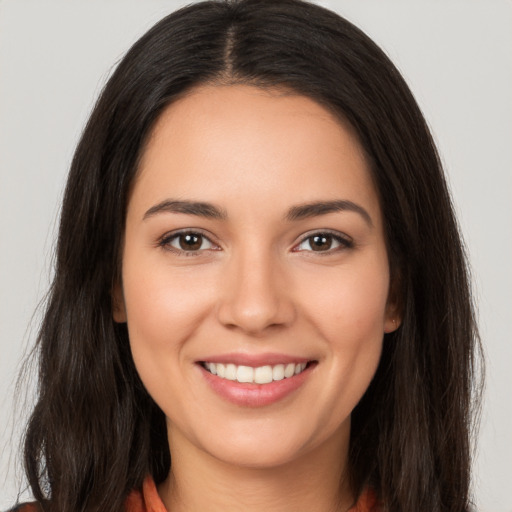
[216,246,296,336]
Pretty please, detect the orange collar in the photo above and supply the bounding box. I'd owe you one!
[126,476,378,512]
[125,476,167,512]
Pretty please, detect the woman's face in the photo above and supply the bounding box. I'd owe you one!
[115,85,397,469]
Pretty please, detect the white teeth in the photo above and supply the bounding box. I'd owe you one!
[272,364,285,381]
[203,361,309,384]
[225,364,237,380]
[254,365,273,384]
[284,363,295,378]
[294,362,306,375]
[236,365,254,383]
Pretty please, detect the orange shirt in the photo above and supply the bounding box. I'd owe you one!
[125,476,379,512]
[13,476,378,511]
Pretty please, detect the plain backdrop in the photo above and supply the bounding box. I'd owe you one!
[1,1,511,510]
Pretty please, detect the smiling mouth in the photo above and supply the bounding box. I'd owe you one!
[200,361,312,384]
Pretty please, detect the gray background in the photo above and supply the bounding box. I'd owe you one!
[1,1,511,510]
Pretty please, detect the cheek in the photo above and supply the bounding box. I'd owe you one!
[296,256,389,413]
[299,256,390,341]
[121,258,216,368]
[121,263,219,425]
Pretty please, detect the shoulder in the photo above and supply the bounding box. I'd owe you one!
[6,504,43,512]
[350,488,381,512]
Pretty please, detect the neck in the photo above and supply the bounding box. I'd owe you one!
[158,424,353,512]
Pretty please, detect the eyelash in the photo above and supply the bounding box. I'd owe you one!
[293,230,354,254]
[157,229,354,256]
[158,229,219,257]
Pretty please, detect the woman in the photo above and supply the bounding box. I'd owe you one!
[12,0,482,511]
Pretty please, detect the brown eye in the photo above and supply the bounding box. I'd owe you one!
[162,231,216,253]
[309,234,333,251]
[179,233,203,251]
[295,232,352,253]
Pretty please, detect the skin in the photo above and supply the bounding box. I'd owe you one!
[114,84,399,512]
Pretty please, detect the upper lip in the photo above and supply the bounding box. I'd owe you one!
[198,352,313,367]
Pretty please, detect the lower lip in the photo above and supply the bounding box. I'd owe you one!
[199,363,315,407]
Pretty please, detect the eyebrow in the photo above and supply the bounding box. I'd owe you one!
[143,198,372,226]
[143,200,227,220]
[285,200,373,226]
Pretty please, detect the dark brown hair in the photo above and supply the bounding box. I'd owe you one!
[22,1,482,511]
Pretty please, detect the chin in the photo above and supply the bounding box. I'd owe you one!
[191,417,344,471]
[208,439,308,470]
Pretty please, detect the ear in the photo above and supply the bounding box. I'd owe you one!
[383,274,402,333]
[384,310,401,333]
[112,281,127,323]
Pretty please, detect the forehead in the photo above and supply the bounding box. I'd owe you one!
[131,84,380,224]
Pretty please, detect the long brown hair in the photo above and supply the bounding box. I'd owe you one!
[22,1,482,510]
